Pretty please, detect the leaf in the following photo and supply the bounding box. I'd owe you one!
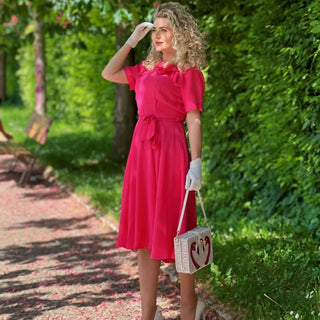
[113,8,133,25]
[24,22,34,35]
[311,24,320,34]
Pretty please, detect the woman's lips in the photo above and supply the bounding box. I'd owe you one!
[155,42,163,46]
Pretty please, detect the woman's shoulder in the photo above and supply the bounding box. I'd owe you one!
[180,67,205,85]
[124,63,148,78]
[183,66,203,76]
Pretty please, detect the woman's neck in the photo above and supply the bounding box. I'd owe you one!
[162,50,176,64]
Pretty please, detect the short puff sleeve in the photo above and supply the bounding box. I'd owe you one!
[180,68,205,113]
[123,64,146,91]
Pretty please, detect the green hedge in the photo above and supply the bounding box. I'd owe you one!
[16,7,116,132]
[201,0,320,238]
[16,43,35,108]
[45,31,115,131]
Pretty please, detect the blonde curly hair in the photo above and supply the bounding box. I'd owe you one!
[143,2,207,71]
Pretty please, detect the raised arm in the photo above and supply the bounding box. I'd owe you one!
[101,22,153,84]
[101,43,132,83]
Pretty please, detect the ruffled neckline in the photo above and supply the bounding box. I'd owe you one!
[152,62,185,87]
[154,62,179,75]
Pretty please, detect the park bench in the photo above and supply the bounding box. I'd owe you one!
[4,111,53,186]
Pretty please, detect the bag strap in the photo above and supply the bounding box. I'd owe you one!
[176,189,209,236]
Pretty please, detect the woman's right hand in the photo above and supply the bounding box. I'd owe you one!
[126,22,153,48]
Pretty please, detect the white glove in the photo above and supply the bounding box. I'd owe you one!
[126,22,153,48]
[185,158,202,191]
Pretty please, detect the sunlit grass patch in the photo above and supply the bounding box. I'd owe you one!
[198,219,320,319]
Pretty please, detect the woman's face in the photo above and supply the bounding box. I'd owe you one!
[151,18,175,56]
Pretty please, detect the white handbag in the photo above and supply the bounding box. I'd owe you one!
[174,189,213,274]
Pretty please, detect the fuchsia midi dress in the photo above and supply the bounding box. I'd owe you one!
[116,61,205,262]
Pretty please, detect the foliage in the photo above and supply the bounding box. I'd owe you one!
[198,222,320,319]
[14,3,118,130]
[45,30,116,130]
[195,1,320,317]
[4,48,20,102]
[200,0,320,239]
[15,44,35,109]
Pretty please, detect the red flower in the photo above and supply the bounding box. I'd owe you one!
[3,14,18,26]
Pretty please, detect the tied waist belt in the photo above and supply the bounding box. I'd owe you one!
[139,115,182,148]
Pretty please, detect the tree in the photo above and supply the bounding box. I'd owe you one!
[113,22,137,158]
[33,9,46,115]
[52,0,154,158]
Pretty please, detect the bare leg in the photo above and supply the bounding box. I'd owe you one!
[179,272,197,320]
[138,248,161,320]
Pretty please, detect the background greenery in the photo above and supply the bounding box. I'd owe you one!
[200,0,320,237]
[1,0,319,319]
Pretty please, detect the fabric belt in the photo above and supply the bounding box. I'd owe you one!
[139,115,182,148]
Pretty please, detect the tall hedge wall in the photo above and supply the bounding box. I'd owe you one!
[16,5,116,132]
[201,0,320,237]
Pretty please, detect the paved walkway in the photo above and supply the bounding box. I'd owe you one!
[0,154,232,320]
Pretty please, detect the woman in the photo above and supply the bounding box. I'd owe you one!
[102,2,207,319]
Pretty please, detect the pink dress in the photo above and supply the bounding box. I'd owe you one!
[116,61,205,262]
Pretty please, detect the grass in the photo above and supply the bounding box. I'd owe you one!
[198,220,320,319]
[1,103,319,320]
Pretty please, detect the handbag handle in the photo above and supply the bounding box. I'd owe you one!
[176,189,209,236]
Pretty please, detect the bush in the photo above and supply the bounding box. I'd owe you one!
[16,13,116,132]
[200,0,320,238]
[45,30,115,132]
[16,43,35,109]
[195,1,320,318]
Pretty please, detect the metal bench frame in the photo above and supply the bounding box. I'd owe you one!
[8,112,52,186]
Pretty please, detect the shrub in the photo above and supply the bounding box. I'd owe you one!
[200,0,320,238]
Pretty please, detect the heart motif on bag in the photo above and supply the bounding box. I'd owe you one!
[204,236,211,264]
[190,236,211,269]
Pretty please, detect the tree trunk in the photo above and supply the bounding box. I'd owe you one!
[0,51,5,103]
[113,22,137,159]
[34,10,46,115]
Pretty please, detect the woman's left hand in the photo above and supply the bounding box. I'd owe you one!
[185,158,202,190]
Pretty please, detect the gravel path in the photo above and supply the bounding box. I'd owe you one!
[0,154,231,320]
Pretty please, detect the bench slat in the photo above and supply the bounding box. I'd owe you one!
[7,111,53,186]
